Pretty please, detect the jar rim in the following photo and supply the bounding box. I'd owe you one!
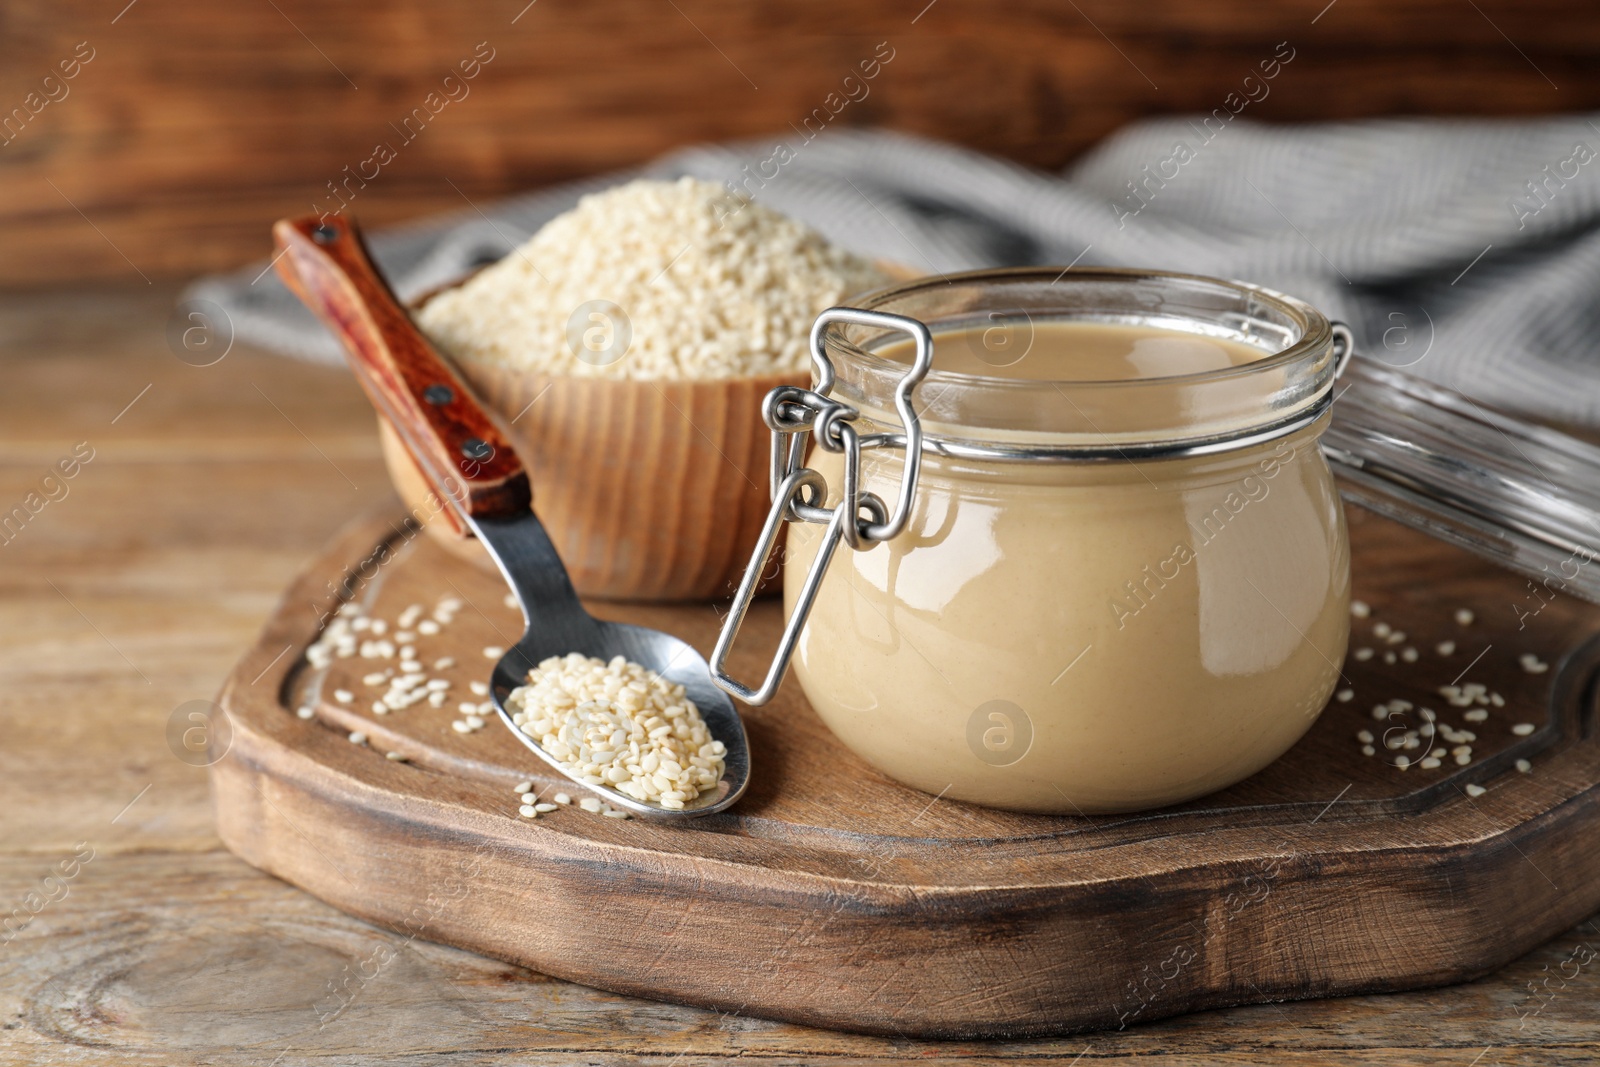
[819,266,1341,458]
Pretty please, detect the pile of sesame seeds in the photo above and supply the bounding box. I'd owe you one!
[505,653,726,810]
[1341,598,1548,790]
[415,176,893,381]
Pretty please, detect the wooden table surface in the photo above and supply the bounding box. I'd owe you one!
[3,283,1599,1065]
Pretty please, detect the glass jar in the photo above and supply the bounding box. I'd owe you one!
[713,268,1352,814]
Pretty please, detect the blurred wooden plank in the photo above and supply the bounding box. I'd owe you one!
[4,850,1600,1061]
[1,0,1595,285]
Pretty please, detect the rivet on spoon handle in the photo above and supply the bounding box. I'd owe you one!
[271,214,529,523]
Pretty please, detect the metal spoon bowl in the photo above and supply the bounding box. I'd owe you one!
[474,514,750,819]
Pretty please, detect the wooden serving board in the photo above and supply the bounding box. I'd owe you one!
[212,500,1600,1039]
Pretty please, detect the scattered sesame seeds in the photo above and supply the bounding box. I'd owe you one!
[1464,709,1488,723]
[418,620,441,635]
[1401,647,1419,663]
[1386,631,1407,645]
[534,802,558,812]
[1455,609,1475,626]
[1337,689,1354,703]
[434,657,455,670]
[513,780,533,793]
[348,731,367,745]
[1455,753,1471,766]
[1357,730,1374,744]
[554,793,571,805]
[1465,783,1486,798]
[1519,653,1549,674]
[1516,759,1532,774]
[603,809,631,819]
[1436,641,1456,657]
[518,804,539,818]
[1373,622,1392,639]
[1490,692,1504,707]
[1354,648,1375,661]
[333,689,353,704]
[1361,745,1376,756]
[520,792,537,804]
[579,797,603,813]
[1350,600,1371,619]
[1395,755,1411,770]
[470,681,489,696]
[1512,723,1536,736]
[386,751,407,762]
[484,646,505,659]
[296,706,315,720]
[1383,651,1397,665]
[504,593,518,609]
[1420,757,1442,769]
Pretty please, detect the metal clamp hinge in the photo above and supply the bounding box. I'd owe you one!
[710,308,933,706]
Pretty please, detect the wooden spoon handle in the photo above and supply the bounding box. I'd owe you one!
[272,215,531,522]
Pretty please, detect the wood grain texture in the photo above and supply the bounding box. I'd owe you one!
[3,0,1597,286]
[8,282,1600,1063]
[443,364,797,600]
[377,262,917,600]
[363,301,808,600]
[272,215,530,522]
[211,494,1600,1037]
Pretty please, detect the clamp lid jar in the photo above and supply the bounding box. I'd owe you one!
[714,267,1352,813]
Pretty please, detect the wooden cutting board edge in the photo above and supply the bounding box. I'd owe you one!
[209,507,1600,1038]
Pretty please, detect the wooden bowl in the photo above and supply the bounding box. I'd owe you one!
[378,364,797,601]
[384,263,915,602]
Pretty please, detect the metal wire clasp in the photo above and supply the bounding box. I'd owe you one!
[710,308,934,705]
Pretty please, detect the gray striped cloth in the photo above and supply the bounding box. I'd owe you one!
[190,119,1600,424]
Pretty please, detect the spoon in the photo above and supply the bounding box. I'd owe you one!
[272,215,750,820]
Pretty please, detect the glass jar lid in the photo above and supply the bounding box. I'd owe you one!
[821,267,1344,460]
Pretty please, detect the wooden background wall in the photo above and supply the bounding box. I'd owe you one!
[1,0,1597,287]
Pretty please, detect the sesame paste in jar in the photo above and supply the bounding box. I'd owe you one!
[784,319,1350,813]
